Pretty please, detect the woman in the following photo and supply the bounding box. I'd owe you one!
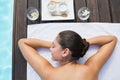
[18,30,117,80]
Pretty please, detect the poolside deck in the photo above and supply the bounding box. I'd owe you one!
[12,0,120,80]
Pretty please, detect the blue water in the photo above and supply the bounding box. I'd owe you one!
[0,0,13,80]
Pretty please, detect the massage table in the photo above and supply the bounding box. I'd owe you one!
[27,23,120,80]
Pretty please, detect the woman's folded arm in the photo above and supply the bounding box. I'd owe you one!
[18,38,54,79]
[85,36,117,73]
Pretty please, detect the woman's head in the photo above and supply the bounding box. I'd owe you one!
[50,30,89,61]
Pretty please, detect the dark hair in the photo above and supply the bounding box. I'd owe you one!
[58,30,89,60]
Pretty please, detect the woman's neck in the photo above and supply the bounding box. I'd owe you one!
[60,60,77,66]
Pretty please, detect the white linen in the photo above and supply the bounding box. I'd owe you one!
[41,0,75,21]
[27,23,120,80]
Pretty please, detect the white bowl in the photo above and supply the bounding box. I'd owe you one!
[26,7,39,21]
[47,2,56,13]
[59,3,68,13]
[78,7,90,20]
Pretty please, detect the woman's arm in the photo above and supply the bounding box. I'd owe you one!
[85,36,117,73]
[18,38,53,79]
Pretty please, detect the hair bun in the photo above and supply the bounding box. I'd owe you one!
[80,39,89,57]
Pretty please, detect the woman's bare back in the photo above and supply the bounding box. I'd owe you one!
[45,63,98,80]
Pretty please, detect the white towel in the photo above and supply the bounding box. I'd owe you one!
[27,23,120,80]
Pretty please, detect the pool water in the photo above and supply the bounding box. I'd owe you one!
[0,0,13,80]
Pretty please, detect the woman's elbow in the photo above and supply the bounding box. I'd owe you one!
[18,38,27,46]
[112,36,117,42]
[110,36,118,46]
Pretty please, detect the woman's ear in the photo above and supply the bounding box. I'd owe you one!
[62,48,71,57]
